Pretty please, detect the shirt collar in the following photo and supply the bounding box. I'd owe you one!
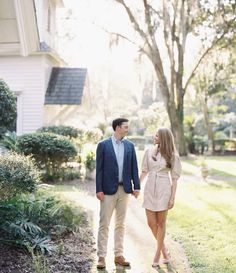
[112,134,124,144]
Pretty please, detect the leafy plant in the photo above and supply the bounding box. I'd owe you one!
[0,131,20,152]
[0,79,17,138]
[0,192,84,254]
[84,151,96,171]
[38,125,79,139]
[18,132,77,180]
[0,153,40,200]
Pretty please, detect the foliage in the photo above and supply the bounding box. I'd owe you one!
[0,79,17,138]
[110,0,236,155]
[138,102,169,135]
[0,153,40,201]
[84,151,96,171]
[73,127,103,151]
[43,167,81,181]
[0,192,86,254]
[167,160,236,273]
[38,125,79,139]
[0,131,20,152]
[17,133,77,179]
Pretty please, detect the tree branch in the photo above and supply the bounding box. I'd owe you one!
[115,0,152,49]
[91,21,151,57]
[184,26,235,92]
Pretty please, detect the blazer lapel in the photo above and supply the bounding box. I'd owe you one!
[123,140,128,167]
[108,137,118,164]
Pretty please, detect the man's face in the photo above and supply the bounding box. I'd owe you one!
[117,122,129,137]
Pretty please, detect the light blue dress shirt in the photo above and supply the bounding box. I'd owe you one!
[111,135,124,182]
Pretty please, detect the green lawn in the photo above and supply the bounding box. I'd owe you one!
[137,151,236,273]
[171,155,236,273]
[168,177,236,273]
[181,156,236,178]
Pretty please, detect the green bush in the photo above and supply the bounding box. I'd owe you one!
[0,153,40,200]
[38,125,79,139]
[0,79,17,138]
[0,131,20,152]
[18,133,77,179]
[0,192,85,254]
[85,151,96,171]
[44,167,81,181]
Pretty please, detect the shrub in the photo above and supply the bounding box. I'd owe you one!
[0,192,85,254]
[0,153,40,200]
[0,79,17,138]
[43,167,81,181]
[84,151,96,171]
[38,125,79,139]
[0,131,20,152]
[18,133,77,179]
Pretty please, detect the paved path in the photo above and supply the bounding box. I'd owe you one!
[56,177,192,273]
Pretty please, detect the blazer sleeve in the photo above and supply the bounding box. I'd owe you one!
[131,144,140,190]
[96,142,104,193]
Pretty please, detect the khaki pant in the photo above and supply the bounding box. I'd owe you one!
[97,185,129,257]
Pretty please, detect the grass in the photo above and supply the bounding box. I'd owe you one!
[167,178,236,273]
[47,151,236,273]
[181,155,236,178]
[170,155,236,273]
[137,150,236,273]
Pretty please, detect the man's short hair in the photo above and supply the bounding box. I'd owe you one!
[112,118,129,131]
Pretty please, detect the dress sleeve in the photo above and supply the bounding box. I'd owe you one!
[141,149,149,172]
[171,153,182,180]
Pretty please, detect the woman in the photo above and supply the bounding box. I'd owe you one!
[140,128,181,267]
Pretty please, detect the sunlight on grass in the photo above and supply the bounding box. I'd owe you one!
[44,153,236,273]
[168,179,236,273]
[180,156,236,178]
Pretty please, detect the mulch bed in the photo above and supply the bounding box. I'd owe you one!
[0,228,95,273]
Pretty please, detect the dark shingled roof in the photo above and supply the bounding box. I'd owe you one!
[45,67,87,105]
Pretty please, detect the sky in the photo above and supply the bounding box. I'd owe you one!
[57,0,139,70]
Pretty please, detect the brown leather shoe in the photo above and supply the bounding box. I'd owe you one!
[97,257,106,269]
[114,256,130,267]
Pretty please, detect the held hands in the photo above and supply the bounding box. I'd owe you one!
[132,190,140,198]
[96,192,105,201]
[168,198,175,209]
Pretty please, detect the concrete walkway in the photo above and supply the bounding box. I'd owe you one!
[56,176,192,273]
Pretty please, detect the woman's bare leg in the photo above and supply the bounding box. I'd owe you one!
[145,210,169,262]
[153,210,168,264]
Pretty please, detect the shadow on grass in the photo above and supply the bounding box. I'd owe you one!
[209,168,236,179]
[207,175,236,190]
[205,201,236,226]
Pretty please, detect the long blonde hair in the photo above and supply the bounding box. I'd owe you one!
[155,128,176,168]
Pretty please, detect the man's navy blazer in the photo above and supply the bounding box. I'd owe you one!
[96,137,140,195]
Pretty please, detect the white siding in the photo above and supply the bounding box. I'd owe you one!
[0,56,46,135]
[34,0,57,51]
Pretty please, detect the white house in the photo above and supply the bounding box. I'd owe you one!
[0,0,90,135]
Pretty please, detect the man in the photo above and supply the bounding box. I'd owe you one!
[96,118,140,269]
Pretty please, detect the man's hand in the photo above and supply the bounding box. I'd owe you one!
[132,190,140,198]
[96,192,105,201]
[168,198,174,209]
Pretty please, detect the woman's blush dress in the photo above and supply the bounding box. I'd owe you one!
[141,148,182,212]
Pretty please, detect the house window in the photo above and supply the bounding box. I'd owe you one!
[47,4,51,32]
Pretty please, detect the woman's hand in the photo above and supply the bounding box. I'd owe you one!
[168,198,175,209]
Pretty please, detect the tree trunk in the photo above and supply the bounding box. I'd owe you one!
[201,95,215,154]
[152,56,187,156]
[169,103,187,156]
